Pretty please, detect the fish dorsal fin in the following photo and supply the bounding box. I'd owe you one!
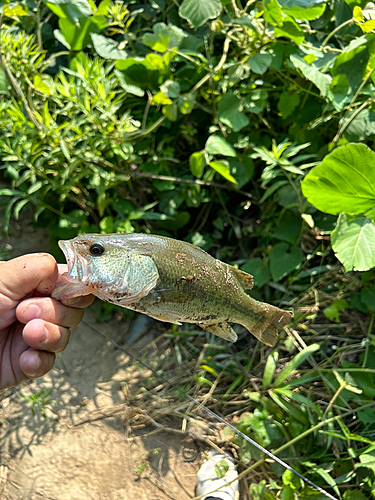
[226,265,254,290]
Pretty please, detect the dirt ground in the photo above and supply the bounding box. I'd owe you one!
[0,219,202,500]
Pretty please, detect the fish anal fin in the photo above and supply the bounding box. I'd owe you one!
[226,265,254,290]
[201,322,238,343]
[137,311,182,326]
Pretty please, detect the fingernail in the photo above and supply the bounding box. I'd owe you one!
[40,326,49,345]
[27,352,42,376]
[24,304,41,321]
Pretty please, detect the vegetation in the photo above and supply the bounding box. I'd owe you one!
[1,0,375,498]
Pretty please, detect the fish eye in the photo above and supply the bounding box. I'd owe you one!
[89,243,105,256]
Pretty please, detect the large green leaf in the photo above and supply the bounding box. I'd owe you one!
[290,54,331,97]
[217,92,249,131]
[301,143,375,214]
[269,242,303,281]
[114,69,144,96]
[241,257,271,287]
[249,54,273,74]
[278,0,326,20]
[205,135,236,157]
[274,18,304,45]
[179,0,222,27]
[91,34,128,60]
[142,23,186,52]
[45,0,92,24]
[263,0,283,26]
[331,213,375,271]
[57,15,107,50]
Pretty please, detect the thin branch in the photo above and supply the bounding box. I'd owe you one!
[333,97,374,143]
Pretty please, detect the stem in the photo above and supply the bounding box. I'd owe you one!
[36,0,43,50]
[321,18,354,50]
[351,67,375,106]
[333,97,374,143]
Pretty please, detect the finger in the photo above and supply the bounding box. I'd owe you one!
[16,297,84,329]
[0,253,58,301]
[23,319,71,353]
[19,348,55,379]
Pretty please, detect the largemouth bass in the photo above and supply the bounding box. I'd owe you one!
[52,233,293,346]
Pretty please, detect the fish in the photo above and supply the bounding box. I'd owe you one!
[51,233,293,346]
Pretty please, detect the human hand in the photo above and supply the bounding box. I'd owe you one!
[0,253,94,389]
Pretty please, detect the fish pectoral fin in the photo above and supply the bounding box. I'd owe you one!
[201,322,237,343]
[142,312,182,326]
[226,265,254,290]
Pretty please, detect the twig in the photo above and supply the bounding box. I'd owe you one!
[333,97,374,143]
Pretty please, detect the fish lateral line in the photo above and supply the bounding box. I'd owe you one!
[83,319,338,500]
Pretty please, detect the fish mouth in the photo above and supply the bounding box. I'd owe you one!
[58,240,86,283]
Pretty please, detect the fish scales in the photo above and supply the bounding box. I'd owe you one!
[52,233,293,346]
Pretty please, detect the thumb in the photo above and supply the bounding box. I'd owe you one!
[0,253,59,301]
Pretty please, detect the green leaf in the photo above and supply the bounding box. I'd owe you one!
[290,54,331,97]
[277,91,300,118]
[249,54,273,75]
[209,161,237,183]
[229,159,254,188]
[301,143,375,214]
[263,0,284,27]
[343,490,370,500]
[217,92,249,131]
[340,109,375,141]
[114,69,144,96]
[0,68,10,94]
[273,344,320,387]
[323,298,349,322]
[177,94,195,114]
[160,80,180,98]
[45,0,93,24]
[179,0,222,27]
[158,211,191,229]
[278,0,326,20]
[189,151,205,178]
[142,23,187,53]
[361,285,375,311]
[205,135,236,157]
[331,213,375,272]
[33,75,52,95]
[243,90,268,115]
[58,15,107,51]
[241,258,271,287]
[162,103,178,121]
[91,33,128,60]
[274,18,304,45]
[328,74,352,112]
[263,350,279,390]
[273,213,302,244]
[269,242,303,281]
[2,4,28,17]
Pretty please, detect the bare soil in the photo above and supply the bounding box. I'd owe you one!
[0,219,201,500]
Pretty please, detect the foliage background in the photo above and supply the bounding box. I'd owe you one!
[1,0,375,498]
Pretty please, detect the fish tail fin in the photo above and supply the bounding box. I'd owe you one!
[240,302,293,347]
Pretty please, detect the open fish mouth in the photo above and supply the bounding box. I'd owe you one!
[58,240,86,283]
